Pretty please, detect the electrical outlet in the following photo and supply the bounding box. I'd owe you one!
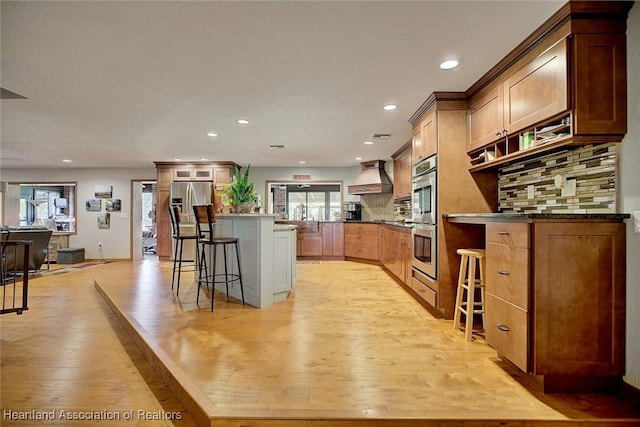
[527,185,535,200]
[561,178,577,197]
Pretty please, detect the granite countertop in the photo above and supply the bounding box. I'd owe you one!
[444,212,630,220]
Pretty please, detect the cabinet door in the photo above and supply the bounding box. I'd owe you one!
[393,148,412,200]
[411,126,423,166]
[298,234,323,257]
[322,223,333,256]
[573,33,627,135]
[468,85,505,150]
[504,40,568,135]
[214,166,234,185]
[332,223,344,256]
[485,294,530,373]
[532,222,625,376]
[420,111,437,160]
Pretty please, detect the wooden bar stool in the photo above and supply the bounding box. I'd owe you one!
[453,248,486,342]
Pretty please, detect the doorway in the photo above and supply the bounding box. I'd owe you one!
[131,180,157,262]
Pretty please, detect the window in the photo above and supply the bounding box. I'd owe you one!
[267,182,342,221]
[18,183,77,232]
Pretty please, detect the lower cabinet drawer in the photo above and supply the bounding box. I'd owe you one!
[485,293,529,373]
[411,269,437,307]
[486,243,530,310]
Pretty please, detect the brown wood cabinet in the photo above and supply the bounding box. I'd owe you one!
[467,5,629,171]
[377,225,411,285]
[344,223,378,261]
[391,141,412,200]
[412,110,437,165]
[468,85,505,151]
[322,222,344,257]
[485,220,626,392]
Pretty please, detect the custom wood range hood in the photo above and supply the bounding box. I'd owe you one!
[347,160,393,195]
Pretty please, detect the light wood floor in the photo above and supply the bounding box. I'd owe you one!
[2,259,639,427]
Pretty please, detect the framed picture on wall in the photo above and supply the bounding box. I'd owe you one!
[86,199,101,212]
[94,184,113,199]
[97,212,110,229]
[105,199,121,212]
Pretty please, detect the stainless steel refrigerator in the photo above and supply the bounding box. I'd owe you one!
[170,181,212,223]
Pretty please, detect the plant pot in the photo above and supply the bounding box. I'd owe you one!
[230,203,254,214]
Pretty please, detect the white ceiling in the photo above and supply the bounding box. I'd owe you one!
[1,0,565,169]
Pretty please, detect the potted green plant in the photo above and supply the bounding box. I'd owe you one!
[219,164,258,213]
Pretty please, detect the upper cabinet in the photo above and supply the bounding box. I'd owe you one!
[468,85,505,151]
[465,1,630,171]
[412,110,437,165]
[392,141,412,200]
[503,40,568,135]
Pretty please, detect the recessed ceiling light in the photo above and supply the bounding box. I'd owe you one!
[174,158,182,161]
[201,158,209,161]
[236,119,250,125]
[207,132,218,137]
[440,59,460,70]
[62,159,72,163]
[363,141,374,145]
[299,161,306,164]
[355,157,363,161]
[383,104,397,111]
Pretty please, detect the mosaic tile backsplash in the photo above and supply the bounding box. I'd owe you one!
[498,143,617,213]
[360,193,395,221]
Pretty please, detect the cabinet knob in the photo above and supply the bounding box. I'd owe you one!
[498,270,510,276]
[497,324,510,332]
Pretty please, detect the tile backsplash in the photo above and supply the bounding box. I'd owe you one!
[360,193,395,221]
[498,143,618,213]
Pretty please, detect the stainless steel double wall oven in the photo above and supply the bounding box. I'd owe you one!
[411,154,437,280]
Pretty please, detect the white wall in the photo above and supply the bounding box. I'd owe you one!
[1,168,155,259]
[621,2,640,389]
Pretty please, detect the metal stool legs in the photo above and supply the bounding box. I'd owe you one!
[196,240,245,311]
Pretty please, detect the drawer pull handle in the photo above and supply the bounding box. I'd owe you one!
[497,324,510,332]
[419,289,425,294]
[497,231,509,236]
[498,270,510,275]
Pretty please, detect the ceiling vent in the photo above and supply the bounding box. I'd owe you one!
[268,144,286,150]
[372,133,392,139]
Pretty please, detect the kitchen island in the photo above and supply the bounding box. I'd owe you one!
[207,214,296,308]
[445,212,629,393]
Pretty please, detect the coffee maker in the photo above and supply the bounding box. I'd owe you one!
[344,203,362,221]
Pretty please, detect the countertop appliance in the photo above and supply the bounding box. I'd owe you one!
[344,202,362,221]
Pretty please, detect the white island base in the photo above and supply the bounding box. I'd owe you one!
[205,214,296,309]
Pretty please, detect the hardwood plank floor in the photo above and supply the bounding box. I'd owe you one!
[3,259,640,427]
